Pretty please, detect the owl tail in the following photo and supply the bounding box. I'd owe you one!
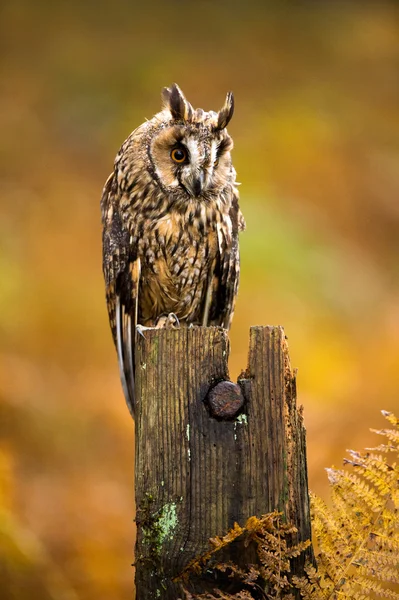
[115,296,136,419]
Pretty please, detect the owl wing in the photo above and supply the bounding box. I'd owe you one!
[208,187,245,329]
[101,173,139,418]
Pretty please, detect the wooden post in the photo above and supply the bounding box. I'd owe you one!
[134,326,311,598]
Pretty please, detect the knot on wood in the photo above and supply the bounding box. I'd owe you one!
[206,380,245,420]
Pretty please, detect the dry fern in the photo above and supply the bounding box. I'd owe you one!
[178,511,311,599]
[294,409,399,599]
[182,591,254,600]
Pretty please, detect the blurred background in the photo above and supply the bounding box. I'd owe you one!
[0,0,398,598]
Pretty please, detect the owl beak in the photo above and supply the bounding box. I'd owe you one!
[189,171,205,197]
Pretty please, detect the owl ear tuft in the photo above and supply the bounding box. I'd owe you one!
[217,91,234,130]
[162,84,193,121]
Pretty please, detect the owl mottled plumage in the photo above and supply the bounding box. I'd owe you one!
[101,84,245,417]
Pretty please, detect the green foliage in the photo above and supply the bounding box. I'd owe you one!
[180,411,399,599]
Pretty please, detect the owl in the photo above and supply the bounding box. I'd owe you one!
[101,84,245,417]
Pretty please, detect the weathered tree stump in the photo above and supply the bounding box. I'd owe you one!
[134,326,311,598]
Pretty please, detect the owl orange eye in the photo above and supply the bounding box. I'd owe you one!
[171,147,187,163]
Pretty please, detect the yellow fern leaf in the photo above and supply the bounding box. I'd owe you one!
[310,410,399,600]
[351,575,399,599]
[370,428,399,447]
[381,411,399,428]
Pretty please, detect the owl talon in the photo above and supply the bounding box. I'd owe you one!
[167,313,180,329]
[154,313,180,329]
[136,324,150,339]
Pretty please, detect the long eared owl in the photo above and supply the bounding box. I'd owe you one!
[101,84,245,417]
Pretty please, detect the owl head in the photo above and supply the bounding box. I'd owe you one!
[141,84,236,203]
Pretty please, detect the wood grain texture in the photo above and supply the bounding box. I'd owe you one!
[134,325,311,598]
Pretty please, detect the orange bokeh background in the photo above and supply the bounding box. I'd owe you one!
[1,2,398,598]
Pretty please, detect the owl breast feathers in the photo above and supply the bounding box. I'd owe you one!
[101,83,245,417]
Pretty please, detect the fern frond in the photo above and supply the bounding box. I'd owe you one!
[328,468,388,515]
[344,450,396,495]
[292,570,330,600]
[179,511,311,598]
[381,410,399,427]
[350,575,399,598]
[310,492,353,576]
[365,443,397,454]
[290,577,318,600]
[369,531,399,552]
[285,539,312,558]
[355,548,399,569]
[370,428,399,447]
[310,410,399,600]
[358,562,399,584]
[179,521,245,581]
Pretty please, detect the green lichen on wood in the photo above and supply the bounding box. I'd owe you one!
[136,494,180,596]
[157,502,178,545]
[236,414,247,425]
[139,494,179,563]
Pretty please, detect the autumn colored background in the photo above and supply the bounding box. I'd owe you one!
[1,1,398,598]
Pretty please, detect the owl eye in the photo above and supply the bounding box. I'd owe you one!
[171,147,188,164]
